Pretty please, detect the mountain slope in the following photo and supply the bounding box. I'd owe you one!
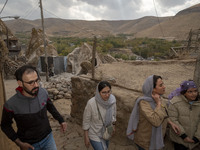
[136,3,200,40]
[4,3,200,40]
[136,13,200,40]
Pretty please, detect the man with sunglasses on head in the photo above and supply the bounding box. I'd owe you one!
[1,65,67,150]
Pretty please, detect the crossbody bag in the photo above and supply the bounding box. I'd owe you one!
[95,100,114,140]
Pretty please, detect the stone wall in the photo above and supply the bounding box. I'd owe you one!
[70,76,97,124]
[42,74,73,100]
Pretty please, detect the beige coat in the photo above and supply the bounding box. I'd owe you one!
[168,95,200,149]
[134,99,168,150]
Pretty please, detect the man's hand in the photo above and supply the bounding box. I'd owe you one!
[60,122,67,133]
[19,143,34,150]
[15,138,34,150]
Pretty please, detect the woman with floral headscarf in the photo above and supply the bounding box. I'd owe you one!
[82,81,116,150]
[168,80,200,150]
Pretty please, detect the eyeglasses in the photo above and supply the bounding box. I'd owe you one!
[22,78,40,86]
[101,90,112,95]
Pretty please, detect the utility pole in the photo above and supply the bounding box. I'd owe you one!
[193,46,200,92]
[92,36,97,79]
[39,0,49,81]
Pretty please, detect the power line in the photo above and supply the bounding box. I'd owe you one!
[13,1,39,34]
[42,8,82,32]
[0,0,8,15]
[43,8,63,19]
[153,0,165,37]
[22,1,39,19]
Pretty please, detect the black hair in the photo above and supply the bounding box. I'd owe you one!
[180,90,187,95]
[14,65,39,81]
[153,75,162,88]
[98,81,111,92]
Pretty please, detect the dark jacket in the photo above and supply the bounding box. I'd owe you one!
[1,86,64,144]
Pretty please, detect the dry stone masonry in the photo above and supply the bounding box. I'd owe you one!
[42,73,74,101]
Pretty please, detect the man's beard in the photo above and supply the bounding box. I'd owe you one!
[23,85,39,96]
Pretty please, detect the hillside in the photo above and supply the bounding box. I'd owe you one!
[176,3,200,16]
[4,3,200,40]
[136,3,200,40]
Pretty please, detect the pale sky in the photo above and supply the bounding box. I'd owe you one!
[0,0,199,20]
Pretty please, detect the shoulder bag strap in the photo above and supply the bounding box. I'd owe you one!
[95,100,105,127]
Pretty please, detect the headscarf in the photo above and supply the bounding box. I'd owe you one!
[168,80,197,100]
[126,75,164,150]
[95,83,116,126]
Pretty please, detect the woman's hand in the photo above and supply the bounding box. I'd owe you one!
[112,125,116,135]
[184,137,194,143]
[168,120,181,135]
[84,130,90,148]
[152,93,161,106]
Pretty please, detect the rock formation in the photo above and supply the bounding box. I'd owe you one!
[0,19,13,39]
[26,28,58,66]
[99,53,117,63]
[66,43,102,75]
[0,37,9,70]
[0,36,24,78]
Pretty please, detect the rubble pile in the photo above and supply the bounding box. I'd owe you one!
[42,73,74,100]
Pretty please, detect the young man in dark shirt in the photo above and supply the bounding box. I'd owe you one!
[1,65,67,150]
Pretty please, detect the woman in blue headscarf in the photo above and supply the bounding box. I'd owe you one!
[82,81,116,150]
[127,75,179,150]
[168,80,200,150]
